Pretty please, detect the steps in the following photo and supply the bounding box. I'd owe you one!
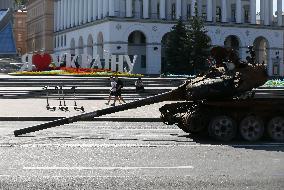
[0,76,185,100]
[0,75,283,100]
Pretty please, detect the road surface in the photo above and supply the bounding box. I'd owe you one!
[0,121,283,189]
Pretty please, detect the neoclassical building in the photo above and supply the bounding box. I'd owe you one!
[53,0,284,76]
[27,0,54,53]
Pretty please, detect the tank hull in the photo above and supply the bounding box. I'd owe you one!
[161,98,284,142]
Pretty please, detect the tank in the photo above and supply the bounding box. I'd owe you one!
[14,47,284,142]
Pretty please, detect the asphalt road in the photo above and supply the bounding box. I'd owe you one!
[0,121,284,190]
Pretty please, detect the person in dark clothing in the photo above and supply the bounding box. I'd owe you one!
[135,77,145,92]
[113,76,126,105]
[105,76,117,106]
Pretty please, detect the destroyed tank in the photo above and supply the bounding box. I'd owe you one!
[14,47,284,142]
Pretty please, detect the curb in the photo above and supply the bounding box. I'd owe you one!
[0,117,162,122]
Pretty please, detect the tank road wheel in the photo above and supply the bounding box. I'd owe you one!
[183,111,207,134]
[208,115,237,142]
[267,117,284,142]
[239,116,264,142]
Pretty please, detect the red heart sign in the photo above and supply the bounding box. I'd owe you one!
[32,53,52,71]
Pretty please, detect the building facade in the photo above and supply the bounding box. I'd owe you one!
[13,10,27,55]
[53,0,284,76]
[26,0,54,53]
[0,0,14,9]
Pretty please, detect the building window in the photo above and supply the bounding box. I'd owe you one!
[231,9,236,22]
[202,5,207,20]
[171,3,176,20]
[244,9,249,23]
[187,4,191,20]
[17,34,22,41]
[132,0,135,16]
[141,55,146,68]
[61,36,63,47]
[157,3,160,19]
[64,35,66,46]
[216,7,221,22]
[57,36,60,47]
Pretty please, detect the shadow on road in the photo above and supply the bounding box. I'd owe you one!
[181,134,284,152]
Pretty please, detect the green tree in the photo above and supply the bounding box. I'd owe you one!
[164,18,191,74]
[164,3,211,75]
[187,4,211,74]
[14,0,27,6]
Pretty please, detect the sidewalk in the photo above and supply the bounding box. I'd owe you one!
[0,98,174,122]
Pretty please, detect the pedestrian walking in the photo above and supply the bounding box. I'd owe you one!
[105,76,117,106]
[113,76,126,105]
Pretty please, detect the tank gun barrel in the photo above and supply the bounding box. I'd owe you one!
[14,83,187,136]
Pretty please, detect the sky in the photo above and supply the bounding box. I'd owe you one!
[256,0,284,15]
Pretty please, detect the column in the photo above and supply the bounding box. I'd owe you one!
[109,0,115,17]
[98,0,103,19]
[264,0,269,25]
[146,45,161,74]
[191,0,196,17]
[54,1,57,31]
[103,0,109,17]
[197,0,203,17]
[71,0,74,27]
[67,0,70,27]
[78,0,82,24]
[57,0,60,31]
[126,0,132,17]
[236,0,242,23]
[206,0,213,22]
[88,0,93,22]
[160,0,166,19]
[260,0,264,23]
[66,0,69,27]
[212,0,216,22]
[84,0,88,23]
[60,0,64,29]
[134,0,140,18]
[143,0,149,18]
[176,0,182,19]
[62,0,64,29]
[64,0,67,29]
[221,0,227,22]
[269,0,273,25]
[250,0,256,24]
[75,0,79,25]
[93,0,98,20]
[277,0,283,26]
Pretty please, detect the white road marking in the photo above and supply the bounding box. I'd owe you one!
[23,166,194,170]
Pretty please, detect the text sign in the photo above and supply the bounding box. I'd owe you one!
[20,53,137,73]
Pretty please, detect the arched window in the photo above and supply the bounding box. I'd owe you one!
[128,31,147,73]
[87,34,93,56]
[224,35,241,56]
[253,36,269,65]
